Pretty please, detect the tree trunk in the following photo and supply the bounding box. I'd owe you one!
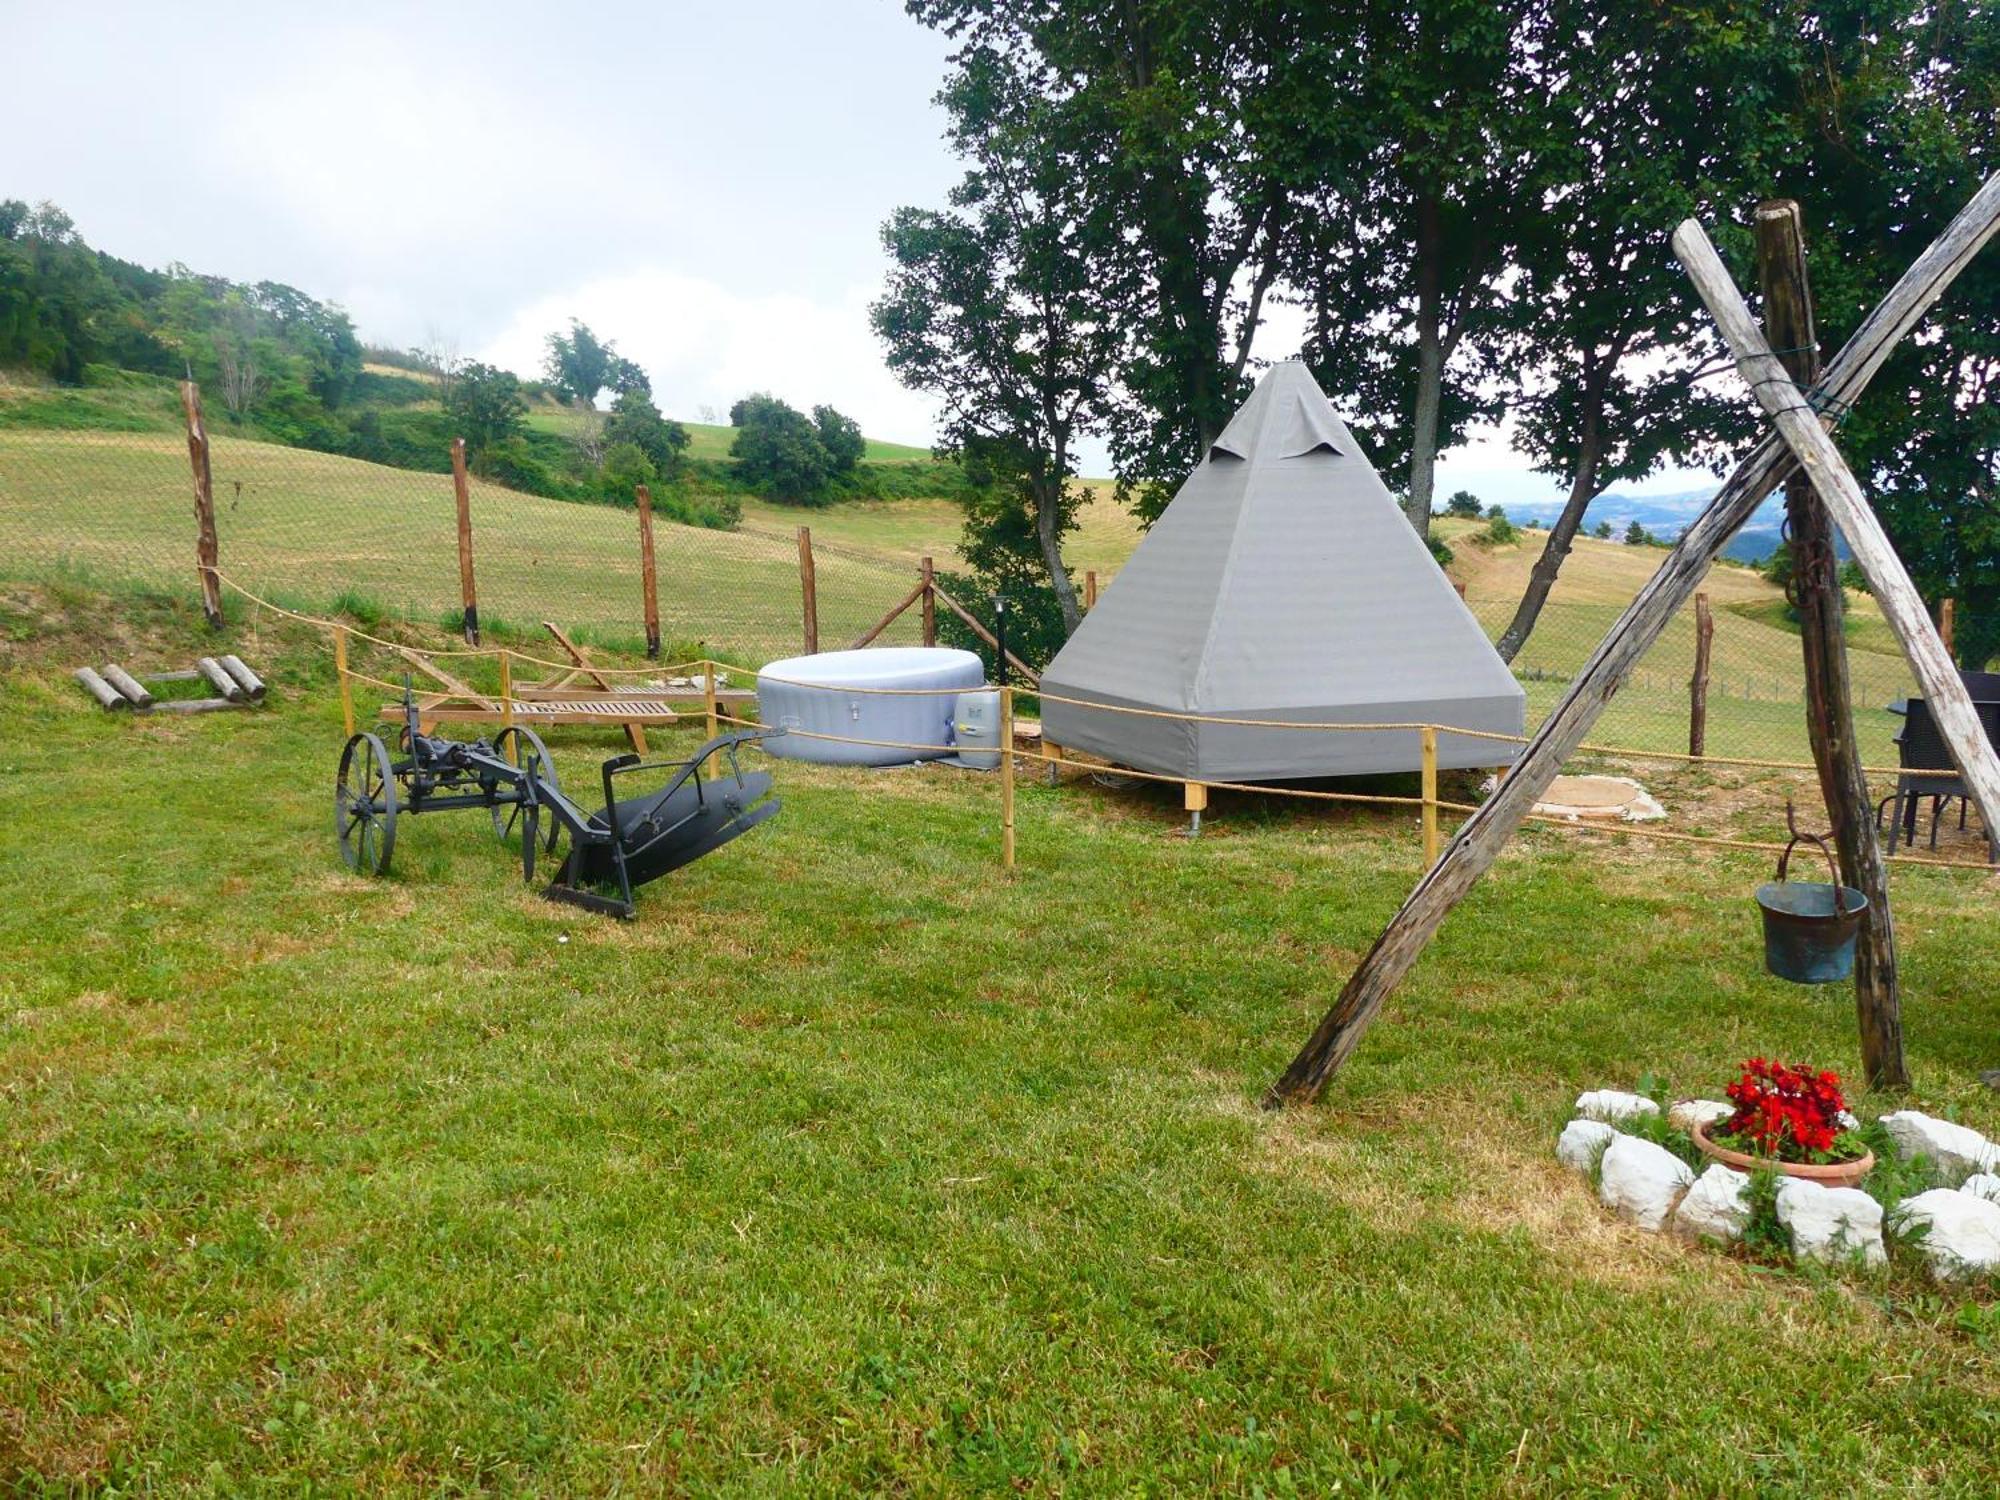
[1034,476,1082,635]
[1404,191,1445,538]
[1754,200,1905,1089]
[1496,369,1607,663]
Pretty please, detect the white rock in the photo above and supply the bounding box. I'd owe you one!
[1672,1164,1754,1243]
[1668,1099,1733,1134]
[1557,1118,1617,1177]
[1896,1189,2000,1280]
[1598,1135,1694,1231]
[1575,1089,1660,1126]
[1837,1110,1860,1131]
[1775,1178,1886,1267]
[1961,1173,2000,1204]
[1880,1111,1999,1184]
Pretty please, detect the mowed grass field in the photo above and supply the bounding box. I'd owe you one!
[1,422,1926,762]
[3,582,1998,1491]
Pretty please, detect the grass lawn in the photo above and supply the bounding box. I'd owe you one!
[4,581,1998,1492]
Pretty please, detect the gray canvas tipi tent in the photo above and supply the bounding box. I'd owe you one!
[1041,360,1524,781]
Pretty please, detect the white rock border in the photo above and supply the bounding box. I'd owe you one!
[1556,1086,2000,1282]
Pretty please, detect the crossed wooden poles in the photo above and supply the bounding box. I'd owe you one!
[1268,172,2000,1108]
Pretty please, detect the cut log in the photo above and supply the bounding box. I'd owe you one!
[1265,171,2000,1107]
[1672,217,2000,846]
[218,655,266,700]
[196,656,244,701]
[74,667,127,711]
[100,664,154,708]
[144,697,240,715]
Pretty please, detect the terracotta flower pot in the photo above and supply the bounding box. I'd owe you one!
[1691,1120,1874,1189]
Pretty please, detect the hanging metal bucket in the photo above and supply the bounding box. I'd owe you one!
[1754,810,1867,984]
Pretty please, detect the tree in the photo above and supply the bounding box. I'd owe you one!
[1592,520,1613,540]
[1490,0,1776,663]
[906,2,1297,521]
[873,42,1129,633]
[604,388,690,477]
[1485,503,1507,522]
[1623,520,1652,547]
[212,293,264,420]
[729,393,832,501]
[1444,490,1483,519]
[543,319,646,407]
[446,362,527,458]
[812,404,866,476]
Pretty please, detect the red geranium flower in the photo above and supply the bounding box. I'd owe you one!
[1720,1058,1848,1162]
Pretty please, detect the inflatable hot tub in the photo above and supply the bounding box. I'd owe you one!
[757,647,987,765]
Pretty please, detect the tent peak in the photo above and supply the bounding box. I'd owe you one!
[1208,361,1353,464]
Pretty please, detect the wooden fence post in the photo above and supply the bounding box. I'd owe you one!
[451,438,479,645]
[704,661,719,739]
[1085,570,1099,610]
[921,556,936,646]
[1689,592,1713,757]
[1000,685,1016,870]
[334,627,355,738]
[1941,596,1956,662]
[798,526,818,654]
[498,650,514,744]
[1420,725,1440,865]
[636,483,661,660]
[181,380,223,627]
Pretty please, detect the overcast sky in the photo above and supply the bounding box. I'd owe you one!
[6,0,1716,503]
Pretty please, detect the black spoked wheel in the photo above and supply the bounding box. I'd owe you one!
[491,725,563,880]
[335,732,397,875]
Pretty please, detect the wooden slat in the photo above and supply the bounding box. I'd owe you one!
[930,584,1041,686]
[541,621,646,753]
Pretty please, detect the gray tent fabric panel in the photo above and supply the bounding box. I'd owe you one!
[1040,359,1526,783]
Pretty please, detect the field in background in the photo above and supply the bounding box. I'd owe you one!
[1,423,1930,763]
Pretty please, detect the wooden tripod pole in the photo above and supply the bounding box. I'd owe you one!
[1754,200,1904,1089]
[1265,172,2000,1108]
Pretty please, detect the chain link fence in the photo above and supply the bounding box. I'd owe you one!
[3,410,1986,784]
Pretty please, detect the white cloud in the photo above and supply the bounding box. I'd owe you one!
[478,269,942,446]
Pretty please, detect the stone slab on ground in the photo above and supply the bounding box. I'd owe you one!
[1575,1090,1659,1126]
[1598,1134,1694,1231]
[1880,1111,1999,1184]
[1557,1119,1617,1177]
[1776,1178,1886,1268]
[1672,1163,1753,1243]
[1896,1189,2000,1281]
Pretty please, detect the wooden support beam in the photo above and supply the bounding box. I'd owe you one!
[1673,216,2000,845]
[1754,199,1903,1089]
[389,644,492,708]
[451,438,479,645]
[704,661,719,740]
[798,526,818,654]
[921,556,937,645]
[1688,592,1713,757]
[848,580,932,652]
[636,484,662,660]
[1264,171,2000,1108]
[1941,597,1956,661]
[1084,570,1098,610]
[930,584,1041,687]
[1420,726,1440,865]
[181,381,223,628]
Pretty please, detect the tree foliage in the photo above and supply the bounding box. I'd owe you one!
[542,319,647,407]
[729,393,833,501]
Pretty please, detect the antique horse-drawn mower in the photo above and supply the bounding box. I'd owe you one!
[334,685,782,917]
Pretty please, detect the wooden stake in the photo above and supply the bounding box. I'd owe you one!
[1674,216,2000,843]
[1420,726,1440,865]
[1689,592,1713,757]
[1264,171,2000,1108]
[931,584,1041,686]
[921,556,937,645]
[1754,199,1904,1087]
[1000,685,1016,870]
[334,628,356,737]
[181,380,223,627]
[798,526,818,654]
[1941,597,1956,661]
[636,483,662,660]
[499,650,514,743]
[849,579,927,650]
[704,661,719,739]
[1085,570,1098,610]
[451,438,479,645]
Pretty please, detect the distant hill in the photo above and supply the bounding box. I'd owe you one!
[1495,488,1846,565]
